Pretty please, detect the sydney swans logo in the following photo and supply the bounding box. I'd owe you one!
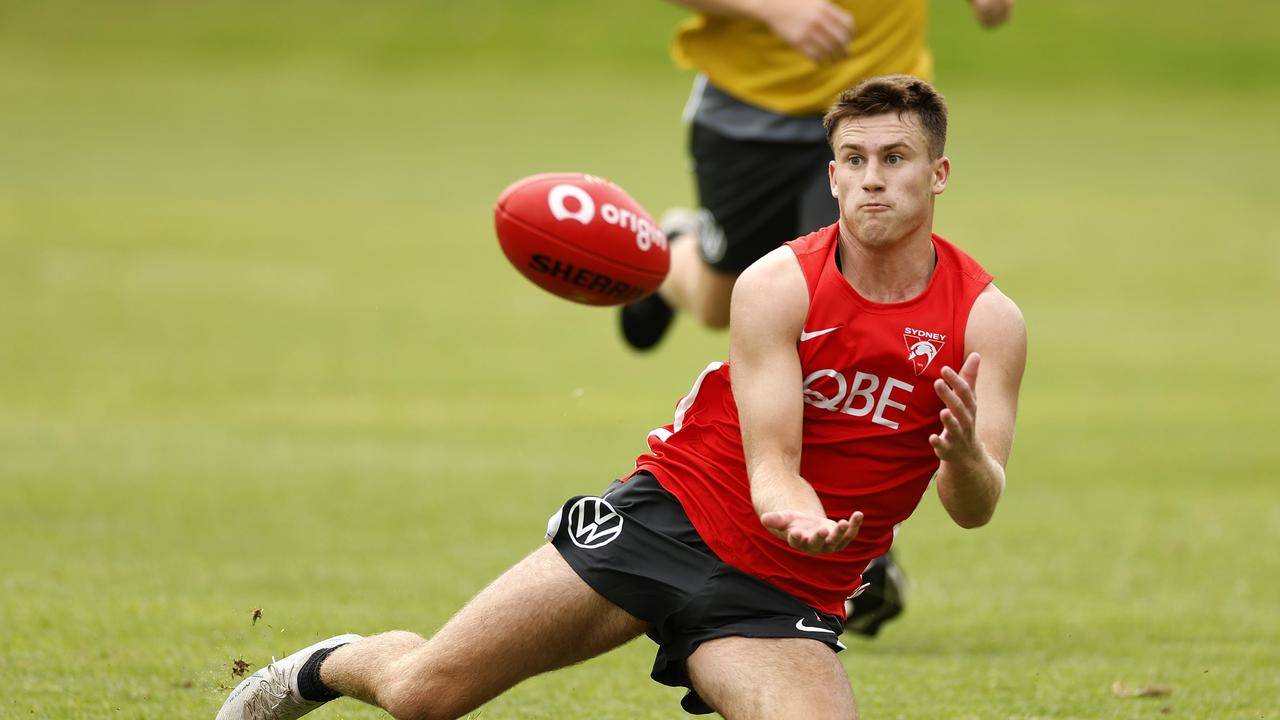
[567,497,624,549]
[903,327,946,376]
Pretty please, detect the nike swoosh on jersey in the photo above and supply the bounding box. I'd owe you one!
[799,326,840,342]
[794,618,836,635]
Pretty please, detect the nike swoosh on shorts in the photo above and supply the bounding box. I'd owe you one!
[794,618,836,635]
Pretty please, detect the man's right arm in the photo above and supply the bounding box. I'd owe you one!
[665,0,854,64]
[730,247,862,555]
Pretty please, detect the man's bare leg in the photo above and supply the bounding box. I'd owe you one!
[621,222,738,351]
[658,233,737,329]
[686,636,858,720]
[318,544,646,719]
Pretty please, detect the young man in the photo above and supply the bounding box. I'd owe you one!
[627,0,1014,632]
[216,75,1026,720]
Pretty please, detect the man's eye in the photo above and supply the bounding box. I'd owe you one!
[886,154,903,165]
[848,156,864,166]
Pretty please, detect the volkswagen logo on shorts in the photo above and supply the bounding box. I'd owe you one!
[567,497,624,549]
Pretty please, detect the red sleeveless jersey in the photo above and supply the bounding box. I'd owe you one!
[635,224,993,616]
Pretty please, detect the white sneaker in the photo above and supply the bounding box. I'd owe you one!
[216,634,362,720]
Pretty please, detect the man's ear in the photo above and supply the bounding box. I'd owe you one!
[932,156,951,195]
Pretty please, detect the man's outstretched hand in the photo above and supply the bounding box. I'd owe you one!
[761,509,863,555]
[930,352,986,467]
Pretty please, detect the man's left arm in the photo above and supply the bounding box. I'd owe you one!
[931,284,1027,528]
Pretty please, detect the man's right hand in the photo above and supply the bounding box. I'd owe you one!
[761,509,863,555]
[758,0,854,64]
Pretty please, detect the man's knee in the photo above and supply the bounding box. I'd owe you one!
[690,299,731,329]
[686,274,734,328]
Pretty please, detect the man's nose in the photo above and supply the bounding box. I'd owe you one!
[861,160,886,191]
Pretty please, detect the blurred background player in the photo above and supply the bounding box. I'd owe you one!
[622,0,1013,637]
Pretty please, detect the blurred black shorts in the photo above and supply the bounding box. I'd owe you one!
[546,472,845,715]
[689,123,838,274]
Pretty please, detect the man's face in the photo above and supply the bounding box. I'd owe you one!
[828,112,949,248]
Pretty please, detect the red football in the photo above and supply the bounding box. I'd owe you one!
[494,173,669,306]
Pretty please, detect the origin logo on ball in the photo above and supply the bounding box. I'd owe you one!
[494,173,669,306]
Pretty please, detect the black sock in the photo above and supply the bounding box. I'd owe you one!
[620,292,675,351]
[296,644,348,702]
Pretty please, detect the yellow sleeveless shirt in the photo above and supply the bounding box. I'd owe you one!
[672,0,932,116]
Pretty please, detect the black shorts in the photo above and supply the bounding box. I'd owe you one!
[689,123,837,273]
[546,472,845,715]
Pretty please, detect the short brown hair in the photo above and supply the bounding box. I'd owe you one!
[823,75,948,159]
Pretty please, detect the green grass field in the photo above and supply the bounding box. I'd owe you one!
[2,1,1278,718]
